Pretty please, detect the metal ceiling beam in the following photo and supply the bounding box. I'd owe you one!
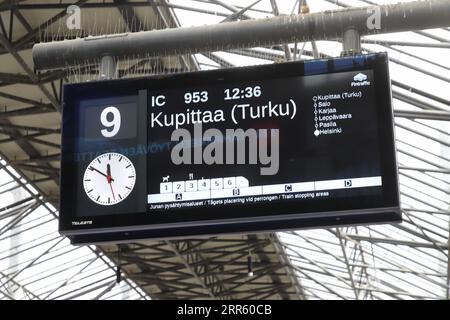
[41,256,99,299]
[0,2,237,19]
[10,154,60,164]
[0,159,56,212]
[160,0,200,71]
[402,212,449,257]
[362,38,450,49]
[0,72,34,84]
[208,0,252,20]
[364,47,450,83]
[12,10,31,33]
[0,120,56,185]
[336,229,359,300]
[247,234,292,300]
[346,237,449,296]
[114,0,141,32]
[0,91,51,108]
[400,184,447,213]
[33,0,450,70]
[192,0,272,15]
[111,237,298,300]
[398,139,450,167]
[166,239,231,299]
[271,233,306,299]
[102,244,185,299]
[201,52,234,69]
[392,80,450,107]
[0,201,40,235]
[0,271,40,300]
[0,71,66,87]
[447,212,450,299]
[373,42,450,72]
[0,21,60,111]
[407,118,450,138]
[287,225,441,299]
[350,227,373,299]
[0,197,34,218]
[217,269,286,298]
[147,0,196,71]
[11,0,89,52]
[0,122,59,135]
[0,237,64,292]
[13,164,59,176]
[395,121,450,148]
[285,251,349,299]
[0,1,28,12]
[0,133,60,150]
[400,167,449,195]
[354,286,437,300]
[0,105,55,119]
[92,247,149,300]
[414,30,450,42]
[220,0,263,23]
[286,232,372,297]
[342,233,447,250]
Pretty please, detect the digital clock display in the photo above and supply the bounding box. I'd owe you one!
[60,53,400,244]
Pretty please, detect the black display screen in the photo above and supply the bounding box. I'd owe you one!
[60,53,400,244]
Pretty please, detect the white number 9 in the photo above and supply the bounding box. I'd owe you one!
[100,106,121,138]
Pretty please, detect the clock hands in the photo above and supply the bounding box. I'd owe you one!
[88,166,114,182]
[106,164,112,183]
[87,164,116,200]
[106,163,116,201]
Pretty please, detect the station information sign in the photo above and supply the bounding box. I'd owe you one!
[60,52,400,244]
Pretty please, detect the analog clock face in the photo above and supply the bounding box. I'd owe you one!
[83,153,136,206]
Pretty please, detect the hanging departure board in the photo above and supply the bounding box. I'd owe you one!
[60,52,401,244]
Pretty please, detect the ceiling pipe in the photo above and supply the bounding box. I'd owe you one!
[32,0,450,70]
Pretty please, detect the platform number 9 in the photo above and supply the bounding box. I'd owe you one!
[100,106,121,138]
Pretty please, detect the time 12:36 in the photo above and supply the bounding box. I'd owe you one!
[224,86,261,100]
